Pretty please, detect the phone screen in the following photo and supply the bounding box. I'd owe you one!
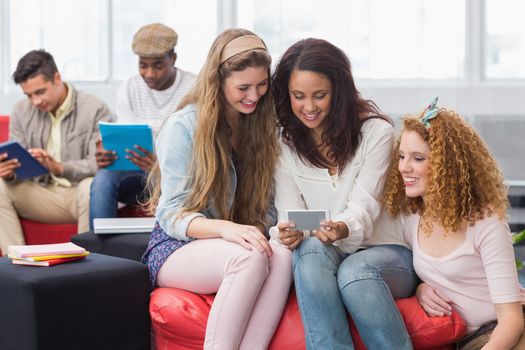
[285,210,329,231]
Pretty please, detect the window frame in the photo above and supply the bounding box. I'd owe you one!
[1,0,525,117]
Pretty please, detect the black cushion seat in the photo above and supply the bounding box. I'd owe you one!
[72,231,150,262]
[0,253,151,350]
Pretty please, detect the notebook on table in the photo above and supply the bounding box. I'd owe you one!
[93,217,156,234]
[8,242,86,258]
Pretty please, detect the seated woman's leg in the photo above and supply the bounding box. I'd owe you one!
[337,244,418,350]
[240,243,293,350]
[157,238,272,350]
[293,237,354,350]
[89,169,144,229]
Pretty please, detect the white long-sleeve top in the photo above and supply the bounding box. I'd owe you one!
[271,118,407,254]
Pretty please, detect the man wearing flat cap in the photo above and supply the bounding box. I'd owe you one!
[89,23,195,227]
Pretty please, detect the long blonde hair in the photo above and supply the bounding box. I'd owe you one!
[146,28,278,228]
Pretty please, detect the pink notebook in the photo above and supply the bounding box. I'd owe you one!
[0,115,8,142]
[8,242,86,258]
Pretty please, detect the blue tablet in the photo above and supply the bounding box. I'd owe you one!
[99,122,153,171]
[0,141,48,180]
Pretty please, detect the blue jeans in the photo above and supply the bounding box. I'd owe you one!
[293,237,417,350]
[89,169,146,229]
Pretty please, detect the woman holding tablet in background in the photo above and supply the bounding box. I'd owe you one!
[142,28,292,350]
[271,38,417,349]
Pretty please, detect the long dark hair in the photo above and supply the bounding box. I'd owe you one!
[272,38,390,170]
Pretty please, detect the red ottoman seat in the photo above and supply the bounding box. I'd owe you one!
[19,205,149,247]
[20,218,77,245]
[150,288,467,350]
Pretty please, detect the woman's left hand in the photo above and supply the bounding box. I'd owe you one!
[217,221,273,257]
[416,283,452,316]
[313,220,349,245]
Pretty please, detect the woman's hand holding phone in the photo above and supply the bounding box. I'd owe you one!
[277,221,303,250]
[313,220,349,244]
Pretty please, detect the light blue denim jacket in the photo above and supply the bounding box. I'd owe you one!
[155,104,276,240]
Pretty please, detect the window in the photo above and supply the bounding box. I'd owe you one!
[6,0,217,82]
[4,0,525,83]
[111,0,217,80]
[238,0,465,80]
[9,0,109,81]
[485,0,525,79]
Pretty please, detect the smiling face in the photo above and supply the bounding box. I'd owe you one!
[288,69,332,138]
[20,73,66,114]
[222,66,269,116]
[398,130,431,198]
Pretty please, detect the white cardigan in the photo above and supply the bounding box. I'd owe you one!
[270,118,407,254]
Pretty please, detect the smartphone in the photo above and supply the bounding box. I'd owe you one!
[282,210,330,231]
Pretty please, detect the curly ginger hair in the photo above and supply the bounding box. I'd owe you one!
[382,109,509,234]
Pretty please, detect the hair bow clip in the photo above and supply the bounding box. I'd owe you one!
[421,97,439,128]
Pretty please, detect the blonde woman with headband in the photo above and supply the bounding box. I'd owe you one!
[141,28,292,350]
[383,98,525,349]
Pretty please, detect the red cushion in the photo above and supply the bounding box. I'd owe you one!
[397,297,466,349]
[150,288,467,350]
[0,115,9,142]
[19,218,78,245]
[17,204,147,248]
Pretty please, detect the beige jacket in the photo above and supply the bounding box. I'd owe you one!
[9,84,114,185]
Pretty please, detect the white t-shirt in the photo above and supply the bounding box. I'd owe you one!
[115,68,196,137]
[403,213,525,332]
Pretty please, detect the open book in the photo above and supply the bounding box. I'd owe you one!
[99,122,153,171]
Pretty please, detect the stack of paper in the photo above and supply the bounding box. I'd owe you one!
[8,242,89,267]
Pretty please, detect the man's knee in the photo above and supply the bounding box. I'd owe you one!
[78,177,93,201]
[91,169,119,190]
[0,178,16,210]
[0,178,11,199]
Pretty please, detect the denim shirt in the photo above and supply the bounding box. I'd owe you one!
[156,104,277,239]
[154,104,237,240]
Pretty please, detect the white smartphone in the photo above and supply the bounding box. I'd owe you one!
[282,210,330,231]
